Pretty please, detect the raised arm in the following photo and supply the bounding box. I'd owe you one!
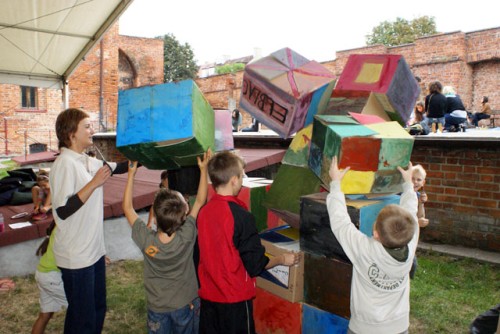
[122,161,139,226]
[189,148,212,219]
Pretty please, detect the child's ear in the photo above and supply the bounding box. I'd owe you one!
[230,175,238,186]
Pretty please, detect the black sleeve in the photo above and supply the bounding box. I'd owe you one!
[56,194,84,220]
[112,161,129,175]
[230,202,270,277]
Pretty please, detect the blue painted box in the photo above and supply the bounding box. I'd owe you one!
[116,80,214,169]
[302,303,349,334]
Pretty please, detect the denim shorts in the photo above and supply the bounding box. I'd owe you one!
[147,297,200,334]
[427,117,445,125]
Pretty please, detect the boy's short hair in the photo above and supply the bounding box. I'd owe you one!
[412,164,427,178]
[375,205,416,249]
[55,108,89,149]
[208,151,246,189]
[153,188,187,236]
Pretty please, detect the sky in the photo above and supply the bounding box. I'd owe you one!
[119,0,499,65]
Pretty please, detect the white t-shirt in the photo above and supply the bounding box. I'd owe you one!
[50,148,116,269]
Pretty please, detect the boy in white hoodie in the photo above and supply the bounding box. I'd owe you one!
[327,157,418,334]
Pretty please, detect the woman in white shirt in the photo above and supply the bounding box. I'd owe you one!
[50,108,127,334]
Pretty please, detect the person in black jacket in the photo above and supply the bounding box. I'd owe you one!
[424,81,447,133]
[443,86,468,132]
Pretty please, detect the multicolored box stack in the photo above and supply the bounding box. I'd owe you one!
[254,53,418,333]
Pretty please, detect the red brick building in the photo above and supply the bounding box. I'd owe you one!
[197,27,499,129]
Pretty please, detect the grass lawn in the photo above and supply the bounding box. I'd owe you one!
[0,250,498,333]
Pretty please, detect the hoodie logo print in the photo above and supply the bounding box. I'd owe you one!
[368,263,404,290]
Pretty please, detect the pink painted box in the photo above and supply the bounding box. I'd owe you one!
[240,48,336,138]
[329,54,420,125]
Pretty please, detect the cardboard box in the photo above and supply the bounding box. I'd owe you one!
[300,192,401,261]
[330,54,420,125]
[254,287,302,334]
[304,252,352,319]
[240,47,336,138]
[309,115,413,194]
[302,303,349,334]
[214,109,234,151]
[208,177,281,232]
[263,164,323,227]
[116,79,214,169]
[257,226,304,303]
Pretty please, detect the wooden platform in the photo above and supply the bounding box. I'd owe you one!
[11,151,58,166]
[0,167,161,247]
[1,146,286,248]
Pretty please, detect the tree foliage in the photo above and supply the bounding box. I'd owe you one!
[366,16,437,46]
[161,33,199,82]
[215,63,245,75]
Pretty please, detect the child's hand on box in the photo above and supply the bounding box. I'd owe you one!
[329,156,350,182]
[281,252,301,266]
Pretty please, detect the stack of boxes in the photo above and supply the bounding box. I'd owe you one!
[245,51,419,333]
[116,50,419,333]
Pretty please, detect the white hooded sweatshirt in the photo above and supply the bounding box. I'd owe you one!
[327,181,418,334]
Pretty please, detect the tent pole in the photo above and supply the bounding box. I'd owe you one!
[62,80,69,109]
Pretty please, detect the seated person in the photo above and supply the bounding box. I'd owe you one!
[443,86,467,132]
[469,96,492,127]
[241,117,260,132]
[32,170,51,220]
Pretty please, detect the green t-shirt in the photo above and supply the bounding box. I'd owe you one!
[132,215,198,313]
[37,231,60,273]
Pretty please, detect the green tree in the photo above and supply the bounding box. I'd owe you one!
[161,33,198,82]
[366,16,437,46]
[215,63,245,75]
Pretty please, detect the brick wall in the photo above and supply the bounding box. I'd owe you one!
[411,141,499,252]
[196,28,500,122]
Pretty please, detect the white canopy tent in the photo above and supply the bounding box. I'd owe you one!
[0,0,134,90]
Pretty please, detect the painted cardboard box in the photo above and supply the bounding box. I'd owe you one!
[300,192,400,262]
[281,124,313,168]
[257,226,304,303]
[254,287,302,334]
[116,80,214,170]
[329,54,420,125]
[309,115,413,194]
[263,164,323,228]
[302,303,350,334]
[208,177,281,232]
[304,252,352,319]
[240,47,336,138]
[214,109,234,151]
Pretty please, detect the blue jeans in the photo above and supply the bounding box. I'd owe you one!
[471,113,490,126]
[147,297,200,334]
[60,256,106,334]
